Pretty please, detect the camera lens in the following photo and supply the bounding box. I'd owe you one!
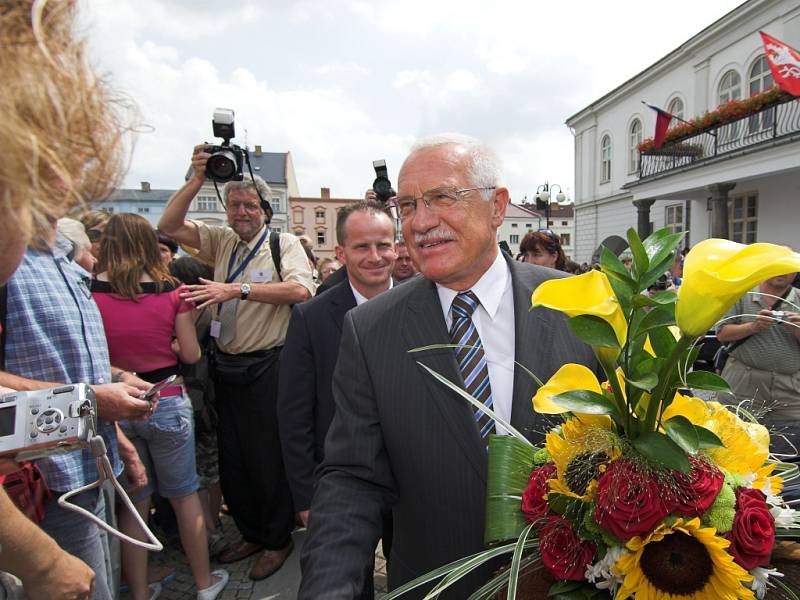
[207,149,238,180]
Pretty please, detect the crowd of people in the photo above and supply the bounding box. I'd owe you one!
[1,3,798,600]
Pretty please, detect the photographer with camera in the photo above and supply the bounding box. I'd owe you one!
[0,2,140,598]
[717,272,800,460]
[159,139,314,580]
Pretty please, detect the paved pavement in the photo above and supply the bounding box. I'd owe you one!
[122,514,387,600]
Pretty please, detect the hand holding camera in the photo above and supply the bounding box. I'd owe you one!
[93,382,152,421]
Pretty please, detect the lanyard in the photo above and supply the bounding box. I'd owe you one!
[225,228,269,284]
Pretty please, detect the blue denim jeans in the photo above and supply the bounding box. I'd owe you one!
[39,488,114,600]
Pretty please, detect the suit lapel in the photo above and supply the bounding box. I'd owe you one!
[328,281,357,334]
[402,278,488,482]
[509,259,552,435]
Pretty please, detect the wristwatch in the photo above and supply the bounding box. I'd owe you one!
[240,282,251,300]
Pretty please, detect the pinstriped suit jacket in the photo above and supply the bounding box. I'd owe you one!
[298,257,597,599]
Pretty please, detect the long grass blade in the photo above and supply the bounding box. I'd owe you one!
[416,362,534,447]
[485,436,537,545]
[466,554,541,600]
[771,576,799,600]
[507,524,535,600]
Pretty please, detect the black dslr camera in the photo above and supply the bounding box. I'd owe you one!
[372,160,396,204]
[205,108,245,183]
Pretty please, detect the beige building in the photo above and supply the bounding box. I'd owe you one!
[289,188,362,259]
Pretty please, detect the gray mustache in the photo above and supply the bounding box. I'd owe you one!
[414,229,456,244]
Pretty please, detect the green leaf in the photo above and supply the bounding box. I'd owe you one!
[644,230,686,268]
[685,370,732,393]
[640,252,678,290]
[567,315,621,350]
[627,227,649,278]
[696,425,725,449]
[600,246,635,283]
[606,272,634,313]
[627,373,658,392]
[664,415,701,454]
[650,290,678,305]
[632,293,656,309]
[485,436,537,545]
[632,431,691,472]
[551,390,619,417]
[549,581,584,595]
[647,326,677,357]
[547,492,582,517]
[638,307,676,336]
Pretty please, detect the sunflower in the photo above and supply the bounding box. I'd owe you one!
[613,517,754,600]
[546,414,619,502]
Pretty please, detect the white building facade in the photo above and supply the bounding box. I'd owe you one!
[567,0,800,263]
[497,203,543,256]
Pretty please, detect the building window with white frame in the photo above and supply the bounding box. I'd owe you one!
[137,206,150,214]
[600,135,612,182]
[271,196,283,213]
[728,193,757,244]
[667,97,684,121]
[561,233,571,246]
[509,234,519,245]
[315,208,325,224]
[718,69,741,104]
[628,119,642,174]
[316,230,326,246]
[748,56,775,133]
[665,204,684,234]
[196,195,218,212]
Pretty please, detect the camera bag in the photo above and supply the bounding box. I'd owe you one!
[0,284,51,524]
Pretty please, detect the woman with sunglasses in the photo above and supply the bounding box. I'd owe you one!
[91,213,228,600]
[519,229,568,271]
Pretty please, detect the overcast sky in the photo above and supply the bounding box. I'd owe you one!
[81,0,744,202]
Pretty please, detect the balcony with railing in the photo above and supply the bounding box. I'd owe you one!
[637,94,800,180]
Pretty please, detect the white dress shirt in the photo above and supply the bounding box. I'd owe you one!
[349,278,394,306]
[436,252,516,435]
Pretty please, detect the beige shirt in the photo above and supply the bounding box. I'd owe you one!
[188,221,315,354]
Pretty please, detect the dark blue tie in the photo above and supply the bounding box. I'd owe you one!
[449,291,494,440]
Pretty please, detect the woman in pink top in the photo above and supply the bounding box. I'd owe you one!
[92,214,228,600]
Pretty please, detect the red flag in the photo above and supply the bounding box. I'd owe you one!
[643,103,674,148]
[760,31,800,97]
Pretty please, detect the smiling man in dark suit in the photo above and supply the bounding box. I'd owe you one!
[298,134,596,599]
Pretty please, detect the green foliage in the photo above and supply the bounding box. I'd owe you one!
[548,581,610,599]
[567,315,621,350]
[485,435,537,546]
[685,370,732,394]
[551,391,621,423]
[626,227,650,278]
[632,431,691,473]
[637,306,677,337]
[664,415,701,454]
[647,326,677,357]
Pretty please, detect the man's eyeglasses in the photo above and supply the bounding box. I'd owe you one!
[227,201,261,213]
[388,186,496,220]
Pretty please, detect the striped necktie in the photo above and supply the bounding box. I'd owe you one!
[449,291,494,440]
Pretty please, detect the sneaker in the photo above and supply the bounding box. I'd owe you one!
[197,569,229,600]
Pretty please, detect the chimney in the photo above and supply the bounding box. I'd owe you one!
[141,181,151,192]
[321,187,330,199]
[254,145,262,156]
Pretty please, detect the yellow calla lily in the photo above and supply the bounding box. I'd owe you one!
[676,239,800,337]
[532,363,602,414]
[531,270,627,347]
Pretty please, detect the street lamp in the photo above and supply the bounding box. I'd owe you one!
[535,182,566,229]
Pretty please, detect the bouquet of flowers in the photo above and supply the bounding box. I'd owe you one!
[387,228,800,600]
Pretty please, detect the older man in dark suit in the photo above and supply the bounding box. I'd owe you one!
[299,134,596,599]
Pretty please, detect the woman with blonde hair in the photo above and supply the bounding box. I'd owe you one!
[92,214,228,600]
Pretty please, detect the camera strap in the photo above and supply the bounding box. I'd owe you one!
[225,227,269,284]
[269,231,282,282]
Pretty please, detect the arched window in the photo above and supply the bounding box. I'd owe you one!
[718,70,741,104]
[749,56,773,96]
[748,56,775,132]
[628,119,642,173]
[667,97,684,121]
[600,135,612,182]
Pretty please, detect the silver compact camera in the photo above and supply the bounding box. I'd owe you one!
[771,310,787,323]
[0,384,96,461]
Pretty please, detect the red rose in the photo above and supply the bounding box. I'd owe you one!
[521,463,556,525]
[673,456,724,517]
[594,458,677,540]
[539,516,595,581]
[728,487,774,570]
